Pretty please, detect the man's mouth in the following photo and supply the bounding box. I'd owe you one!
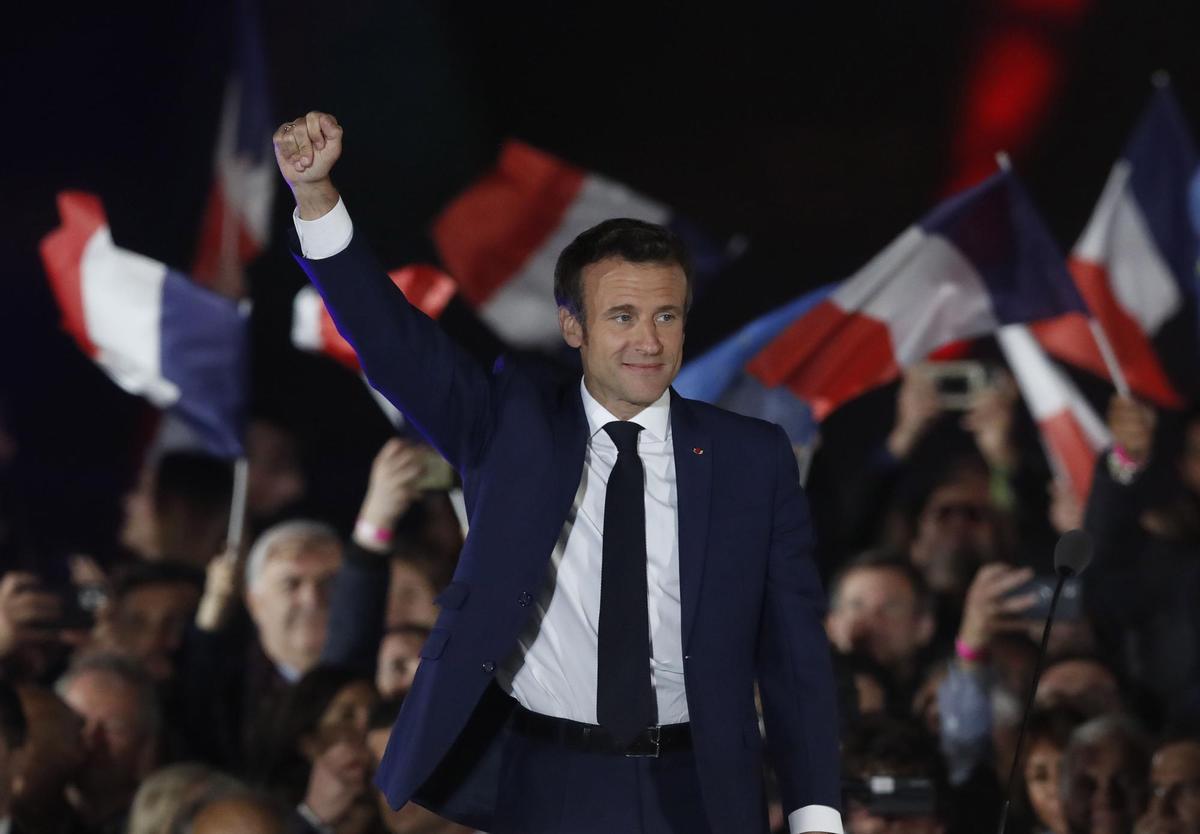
[622,362,664,373]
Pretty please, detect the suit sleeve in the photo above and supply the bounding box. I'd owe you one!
[291,205,494,470]
[756,425,843,831]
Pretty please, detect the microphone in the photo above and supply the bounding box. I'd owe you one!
[996,529,1094,834]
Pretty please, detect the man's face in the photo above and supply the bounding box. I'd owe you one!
[60,670,154,799]
[1064,739,1148,834]
[103,582,200,682]
[246,541,342,674]
[1137,741,1200,834]
[826,567,933,672]
[1024,740,1068,834]
[385,561,437,630]
[559,257,687,420]
[910,477,999,594]
[376,632,424,698]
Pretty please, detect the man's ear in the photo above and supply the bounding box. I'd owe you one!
[559,307,584,349]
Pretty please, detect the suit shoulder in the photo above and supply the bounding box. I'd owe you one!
[677,394,786,445]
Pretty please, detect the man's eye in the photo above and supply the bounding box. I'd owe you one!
[614,314,632,323]
[657,313,676,323]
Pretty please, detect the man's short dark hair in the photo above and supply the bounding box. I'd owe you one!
[830,549,935,616]
[553,218,693,322]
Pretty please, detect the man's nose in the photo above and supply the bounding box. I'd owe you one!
[633,319,663,353]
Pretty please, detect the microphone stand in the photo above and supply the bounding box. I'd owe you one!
[995,569,1072,834]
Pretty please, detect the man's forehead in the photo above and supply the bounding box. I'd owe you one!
[581,258,686,296]
[263,541,341,572]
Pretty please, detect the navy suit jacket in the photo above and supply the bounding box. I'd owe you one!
[296,233,841,834]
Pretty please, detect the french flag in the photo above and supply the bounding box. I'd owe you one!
[432,140,730,350]
[997,324,1111,505]
[746,167,1087,421]
[291,265,456,426]
[191,0,275,295]
[39,192,248,458]
[1032,80,1198,408]
[675,284,834,447]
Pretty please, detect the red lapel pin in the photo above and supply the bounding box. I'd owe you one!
[692,447,704,455]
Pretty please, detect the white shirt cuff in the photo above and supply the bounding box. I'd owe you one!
[789,804,844,834]
[292,197,353,259]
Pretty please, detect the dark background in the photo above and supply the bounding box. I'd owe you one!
[4,0,1199,565]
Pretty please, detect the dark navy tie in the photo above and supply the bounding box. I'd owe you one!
[597,420,656,745]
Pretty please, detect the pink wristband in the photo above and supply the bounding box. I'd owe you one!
[1111,444,1135,466]
[354,518,394,545]
[955,638,989,663]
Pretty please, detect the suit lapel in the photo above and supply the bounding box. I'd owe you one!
[670,390,711,654]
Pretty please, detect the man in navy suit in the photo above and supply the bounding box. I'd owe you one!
[273,111,843,834]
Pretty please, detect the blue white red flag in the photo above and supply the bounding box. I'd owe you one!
[40,191,248,458]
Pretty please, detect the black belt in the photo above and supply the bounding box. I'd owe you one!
[510,705,692,757]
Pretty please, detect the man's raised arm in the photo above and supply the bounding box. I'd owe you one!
[272,112,493,470]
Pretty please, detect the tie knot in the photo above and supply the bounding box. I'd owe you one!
[603,421,644,455]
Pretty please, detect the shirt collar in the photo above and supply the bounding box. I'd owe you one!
[580,378,671,443]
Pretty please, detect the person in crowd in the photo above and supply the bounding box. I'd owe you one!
[10,685,85,834]
[181,519,342,769]
[0,682,27,834]
[126,762,239,834]
[253,665,378,834]
[119,451,233,569]
[90,561,203,683]
[1015,706,1085,834]
[1084,396,1200,729]
[825,552,937,713]
[1061,714,1151,834]
[1036,655,1125,718]
[55,652,162,834]
[385,555,440,631]
[841,714,954,834]
[1136,738,1200,834]
[245,417,309,534]
[365,699,474,834]
[376,625,429,700]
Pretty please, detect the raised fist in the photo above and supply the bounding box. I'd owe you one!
[273,111,343,186]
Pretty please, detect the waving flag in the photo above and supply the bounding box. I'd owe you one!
[675,284,834,446]
[433,140,732,350]
[291,265,456,427]
[998,325,1111,504]
[1032,80,1198,407]
[747,168,1087,421]
[40,192,248,458]
[191,0,275,297]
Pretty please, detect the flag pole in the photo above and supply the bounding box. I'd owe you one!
[225,456,250,558]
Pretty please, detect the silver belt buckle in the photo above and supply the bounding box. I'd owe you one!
[625,725,661,758]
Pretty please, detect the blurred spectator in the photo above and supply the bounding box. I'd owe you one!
[826,552,936,712]
[55,652,162,833]
[1061,714,1151,834]
[841,714,953,834]
[1016,706,1085,834]
[365,698,473,834]
[0,571,75,684]
[190,789,292,834]
[376,625,429,700]
[1136,738,1200,834]
[385,554,440,631]
[1036,656,1124,718]
[0,681,27,834]
[11,685,85,834]
[91,561,204,682]
[254,665,378,834]
[180,521,341,770]
[1085,397,1200,729]
[127,762,238,834]
[119,451,234,569]
[244,520,342,679]
[245,418,307,531]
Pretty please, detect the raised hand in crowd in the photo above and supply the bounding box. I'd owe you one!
[301,738,373,833]
[1048,478,1084,534]
[0,572,68,659]
[1108,394,1157,468]
[273,111,343,218]
[962,370,1019,472]
[353,439,427,555]
[955,562,1038,670]
[886,367,942,460]
[195,547,240,632]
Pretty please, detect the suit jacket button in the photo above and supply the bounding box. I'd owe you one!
[518,592,532,607]
[481,661,496,674]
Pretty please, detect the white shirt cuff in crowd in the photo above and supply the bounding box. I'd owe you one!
[292,197,353,259]
[790,804,844,834]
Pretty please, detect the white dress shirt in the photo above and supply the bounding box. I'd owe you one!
[294,200,843,834]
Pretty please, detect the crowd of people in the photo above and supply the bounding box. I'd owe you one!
[1,351,1199,834]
